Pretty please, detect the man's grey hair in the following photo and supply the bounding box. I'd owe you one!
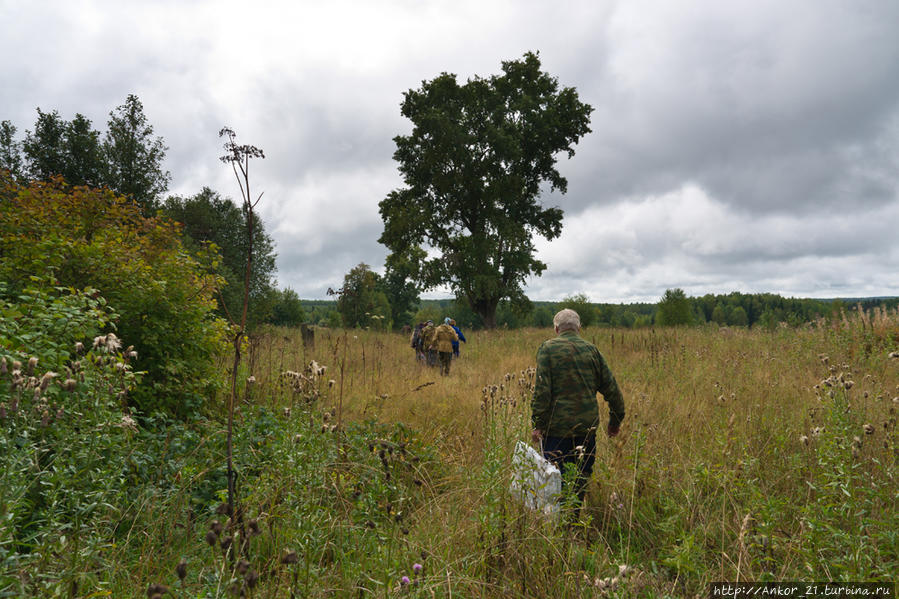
[553,308,581,332]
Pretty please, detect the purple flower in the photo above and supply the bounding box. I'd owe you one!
[401,576,411,586]
[413,563,423,574]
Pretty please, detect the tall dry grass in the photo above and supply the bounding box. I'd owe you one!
[108,308,899,597]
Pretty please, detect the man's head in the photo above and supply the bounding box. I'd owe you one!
[444,317,452,325]
[553,308,581,333]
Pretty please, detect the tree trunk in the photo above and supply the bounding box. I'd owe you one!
[471,297,499,329]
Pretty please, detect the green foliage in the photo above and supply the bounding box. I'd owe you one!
[0,173,228,419]
[656,288,693,326]
[22,108,68,182]
[379,52,593,328]
[270,287,307,327]
[380,254,421,329]
[163,187,278,328]
[11,95,170,214]
[332,263,392,329]
[23,110,105,188]
[558,293,597,327]
[103,94,171,215]
[0,121,24,180]
[0,282,141,595]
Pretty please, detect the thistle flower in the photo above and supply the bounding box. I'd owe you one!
[63,378,77,392]
[281,549,298,564]
[119,415,138,431]
[147,583,168,597]
[26,356,38,375]
[800,435,809,446]
[401,576,410,586]
[176,559,188,581]
[245,569,259,589]
[105,333,122,352]
[863,423,875,435]
[0,357,6,375]
[247,518,260,537]
[236,559,250,575]
[39,371,57,391]
[413,563,422,574]
[220,535,233,551]
[246,375,256,384]
[74,341,84,354]
[210,520,224,536]
[205,531,218,546]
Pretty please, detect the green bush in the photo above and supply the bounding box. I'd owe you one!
[0,281,141,595]
[0,173,229,418]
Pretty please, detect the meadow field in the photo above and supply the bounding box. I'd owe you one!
[3,309,897,597]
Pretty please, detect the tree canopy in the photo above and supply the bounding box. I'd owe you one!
[379,52,593,328]
[163,187,278,327]
[103,94,171,214]
[8,95,170,215]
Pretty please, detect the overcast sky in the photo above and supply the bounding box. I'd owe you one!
[3,0,898,302]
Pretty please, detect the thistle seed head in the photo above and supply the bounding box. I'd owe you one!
[176,559,188,580]
[244,569,259,588]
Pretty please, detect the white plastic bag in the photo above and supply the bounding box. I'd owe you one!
[509,440,561,515]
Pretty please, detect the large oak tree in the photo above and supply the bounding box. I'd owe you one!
[379,52,593,327]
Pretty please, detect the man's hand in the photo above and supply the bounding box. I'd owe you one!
[607,422,620,438]
[531,428,543,445]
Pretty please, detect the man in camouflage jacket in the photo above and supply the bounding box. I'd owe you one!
[531,309,625,507]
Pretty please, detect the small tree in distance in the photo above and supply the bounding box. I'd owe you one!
[656,288,693,326]
[558,293,596,328]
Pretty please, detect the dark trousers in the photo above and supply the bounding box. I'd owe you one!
[542,433,597,503]
[438,351,452,375]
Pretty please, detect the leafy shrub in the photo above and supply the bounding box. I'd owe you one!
[0,173,229,418]
[0,282,141,595]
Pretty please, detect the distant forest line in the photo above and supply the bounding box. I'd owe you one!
[295,292,899,331]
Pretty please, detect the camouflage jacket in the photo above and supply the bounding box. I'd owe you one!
[421,325,436,348]
[433,324,459,353]
[532,331,625,438]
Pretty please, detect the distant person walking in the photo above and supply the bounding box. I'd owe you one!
[421,320,437,366]
[531,308,625,514]
[410,322,427,362]
[449,318,466,358]
[433,318,459,375]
